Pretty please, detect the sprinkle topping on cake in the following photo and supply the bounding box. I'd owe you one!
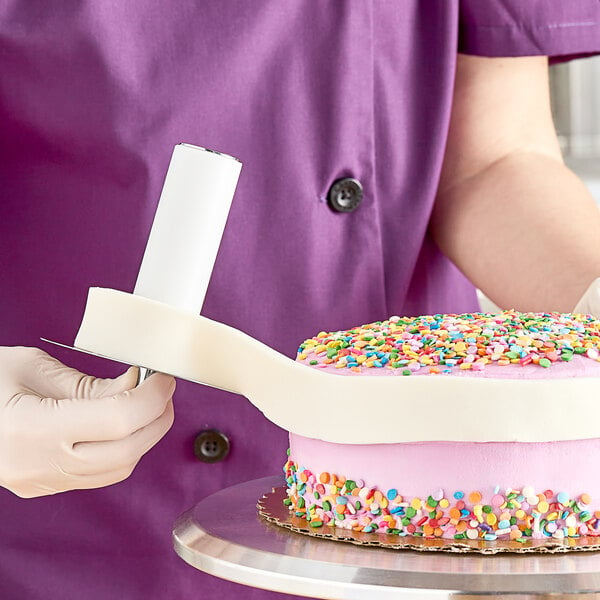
[283,458,600,542]
[297,310,600,375]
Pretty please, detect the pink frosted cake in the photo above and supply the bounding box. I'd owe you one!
[284,310,600,544]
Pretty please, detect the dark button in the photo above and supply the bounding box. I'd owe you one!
[194,429,230,463]
[327,177,363,213]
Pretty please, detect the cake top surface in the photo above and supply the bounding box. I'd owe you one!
[297,310,600,378]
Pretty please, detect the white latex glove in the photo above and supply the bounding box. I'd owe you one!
[0,347,175,498]
[574,278,600,317]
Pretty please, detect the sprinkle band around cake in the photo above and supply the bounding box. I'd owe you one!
[284,441,600,543]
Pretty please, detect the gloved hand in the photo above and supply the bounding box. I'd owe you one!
[574,278,600,317]
[0,347,175,498]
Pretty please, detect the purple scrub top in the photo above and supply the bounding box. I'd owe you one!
[1,1,599,598]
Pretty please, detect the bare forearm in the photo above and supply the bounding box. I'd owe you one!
[431,151,600,312]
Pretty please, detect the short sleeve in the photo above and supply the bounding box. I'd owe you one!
[459,0,600,61]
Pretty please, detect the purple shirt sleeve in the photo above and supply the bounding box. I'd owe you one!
[459,0,600,60]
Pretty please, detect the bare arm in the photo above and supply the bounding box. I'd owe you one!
[430,54,600,312]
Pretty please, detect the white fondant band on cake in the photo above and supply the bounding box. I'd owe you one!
[75,287,600,444]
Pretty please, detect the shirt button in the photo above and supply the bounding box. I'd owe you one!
[327,177,364,213]
[193,429,230,463]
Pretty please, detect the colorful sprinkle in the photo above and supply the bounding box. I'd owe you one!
[469,491,482,504]
[296,311,600,375]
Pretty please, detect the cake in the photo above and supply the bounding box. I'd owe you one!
[283,310,600,545]
[71,288,600,548]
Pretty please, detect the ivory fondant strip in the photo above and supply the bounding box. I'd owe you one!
[75,287,600,444]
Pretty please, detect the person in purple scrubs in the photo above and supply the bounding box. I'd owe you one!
[2,1,600,598]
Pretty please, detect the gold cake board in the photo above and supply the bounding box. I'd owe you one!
[174,476,600,597]
[258,485,600,554]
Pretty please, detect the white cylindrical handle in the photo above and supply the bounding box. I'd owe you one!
[134,143,242,314]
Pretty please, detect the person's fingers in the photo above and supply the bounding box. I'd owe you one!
[48,373,176,443]
[0,349,175,497]
[9,463,143,498]
[67,399,175,476]
[23,349,139,400]
[7,399,174,497]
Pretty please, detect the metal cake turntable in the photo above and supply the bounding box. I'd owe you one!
[173,476,600,599]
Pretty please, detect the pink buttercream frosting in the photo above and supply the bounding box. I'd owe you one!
[301,354,600,379]
[289,434,600,498]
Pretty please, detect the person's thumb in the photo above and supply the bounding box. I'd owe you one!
[85,366,140,399]
[574,278,600,316]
